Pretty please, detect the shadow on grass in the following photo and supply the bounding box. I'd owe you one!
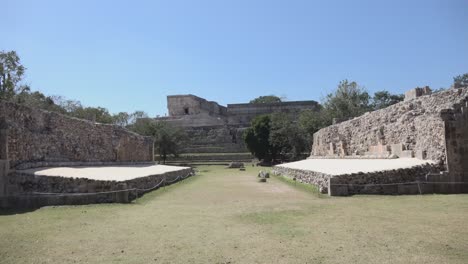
[0,207,39,215]
[132,173,201,204]
[272,173,327,198]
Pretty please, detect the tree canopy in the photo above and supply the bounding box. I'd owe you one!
[249,95,282,104]
[132,120,187,164]
[269,112,308,160]
[322,80,371,122]
[243,115,274,161]
[243,113,309,162]
[298,108,327,144]
[453,73,468,88]
[0,50,29,100]
[372,91,404,110]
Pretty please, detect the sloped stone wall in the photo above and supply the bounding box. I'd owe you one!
[2,167,193,208]
[328,163,442,195]
[311,88,468,165]
[273,162,443,196]
[1,101,154,168]
[273,166,331,192]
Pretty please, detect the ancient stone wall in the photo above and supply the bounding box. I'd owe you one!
[159,95,320,154]
[181,126,247,153]
[154,113,226,128]
[273,166,331,192]
[1,101,154,168]
[2,167,193,208]
[0,160,8,199]
[227,100,320,126]
[441,93,468,192]
[167,95,227,117]
[273,162,442,196]
[404,86,432,101]
[327,163,442,195]
[311,88,468,165]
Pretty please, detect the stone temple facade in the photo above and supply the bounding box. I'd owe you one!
[153,94,320,153]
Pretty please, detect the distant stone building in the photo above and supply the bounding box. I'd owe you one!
[153,95,320,153]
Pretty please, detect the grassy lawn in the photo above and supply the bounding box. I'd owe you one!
[0,165,467,264]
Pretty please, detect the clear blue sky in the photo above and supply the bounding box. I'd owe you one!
[3,0,467,117]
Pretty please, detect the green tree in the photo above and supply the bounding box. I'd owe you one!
[72,106,114,124]
[0,50,29,100]
[243,115,274,161]
[249,95,282,104]
[372,91,404,110]
[269,112,308,160]
[298,108,328,144]
[56,98,83,113]
[453,73,468,88]
[322,80,371,122]
[14,91,66,113]
[112,112,131,126]
[132,120,186,164]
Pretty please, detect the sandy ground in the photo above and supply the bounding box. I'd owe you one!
[19,164,190,181]
[276,158,434,176]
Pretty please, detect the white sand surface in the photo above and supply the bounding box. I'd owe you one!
[20,164,190,181]
[276,158,434,176]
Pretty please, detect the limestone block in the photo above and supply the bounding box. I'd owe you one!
[397,184,420,195]
[381,184,398,195]
[415,150,427,160]
[405,86,432,101]
[115,183,130,203]
[0,128,8,160]
[391,143,404,157]
[0,160,8,196]
[328,179,348,196]
[328,143,335,155]
[398,150,413,158]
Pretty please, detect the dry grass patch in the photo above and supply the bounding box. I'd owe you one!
[0,165,467,263]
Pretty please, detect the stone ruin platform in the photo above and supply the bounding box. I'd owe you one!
[21,164,190,181]
[273,158,443,196]
[3,164,193,208]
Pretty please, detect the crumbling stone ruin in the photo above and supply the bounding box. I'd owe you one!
[275,86,468,195]
[0,101,192,209]
[311,87,467,165]
[1,101,154,168]
[152,94,320,153]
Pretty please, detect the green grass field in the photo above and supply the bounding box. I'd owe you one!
[1,165,467,264]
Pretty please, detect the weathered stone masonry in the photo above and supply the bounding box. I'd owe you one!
[274,163,442,195]
[1,101,154,168]
[440,93,468,193]
[312,88,468,165]
[275,87,468,195]
[5,167,193,208]
[0,101,164,208]
[154,94,320,153]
